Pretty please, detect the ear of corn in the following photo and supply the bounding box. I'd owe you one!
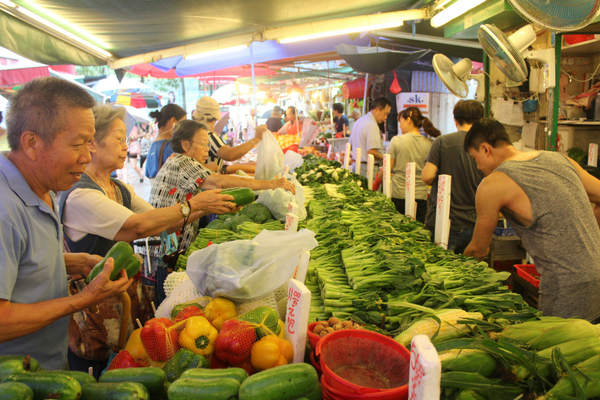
[527,319,600,350]
[441,372,525,398]
[498,317,573,343]
[538,355,600,399]
[515,338,600,380]
[394,309,484,347]
[439,349,498,377]
[458,389,488,400]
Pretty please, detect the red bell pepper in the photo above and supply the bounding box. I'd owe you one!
[173,305,206,323]
[107,350,141,370]
[140,318,180,361]
[214,319,257,366]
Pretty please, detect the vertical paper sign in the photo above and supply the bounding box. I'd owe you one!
[384,154,392,199]
[405,162,416,220]
[285,279,311,364]
[284,165,290,176]
[590,143,598,167]
[408,335,441,400]
[326,144,333,159]
[355,148,362,176]
[285,213,299,232]
[435,175,452,249]
[367,154,375,190]
[344,142,352,170]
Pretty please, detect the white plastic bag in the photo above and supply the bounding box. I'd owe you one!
[255,130,284,181]
[283,150,304,173]
[256,180,307,221]
[185,230,318,301]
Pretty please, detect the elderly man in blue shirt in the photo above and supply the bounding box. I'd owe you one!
[0,77,133,370]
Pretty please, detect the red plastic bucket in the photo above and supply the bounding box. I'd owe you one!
[342,78,368,99]
[321,374,407,400]
[315,329,410,398]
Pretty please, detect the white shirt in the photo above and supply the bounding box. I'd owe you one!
[348,112,382,163]
[63,184,154,241]
[245,115,256,140]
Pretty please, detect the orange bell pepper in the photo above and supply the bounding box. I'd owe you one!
[250,335,293,371]
[124,328,149,366]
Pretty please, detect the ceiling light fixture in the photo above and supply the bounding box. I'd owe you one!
[0,0,112,59]
[430,0,486,28]
[264,9,426,44]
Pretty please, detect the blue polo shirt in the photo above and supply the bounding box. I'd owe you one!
[145,139,174,178]
[0,153,69,370]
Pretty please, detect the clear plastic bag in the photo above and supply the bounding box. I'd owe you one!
[185,230,317,301]
[255,130,284,181]
[256,180,307,221]
[283,150,304,173]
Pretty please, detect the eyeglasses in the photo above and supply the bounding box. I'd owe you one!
[189,141,210,149]
[112,136,128,145]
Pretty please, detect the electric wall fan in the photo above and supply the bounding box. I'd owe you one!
[433,54,485,102]
[508,0,600,32]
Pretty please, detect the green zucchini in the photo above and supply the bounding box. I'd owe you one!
[238,363,319,400]
[302,381,322,400]
[81,382,149,400]
[180,367,248,384]
[168,378,240,400]
[99,367,166,400]
[0,382,34,400]
[86,241,134,283]
[0,356,40,372]
[46,371,96,387]
[3,372,82,400]
[221,187,255,207]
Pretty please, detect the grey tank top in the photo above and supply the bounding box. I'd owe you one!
[496,151,600,321]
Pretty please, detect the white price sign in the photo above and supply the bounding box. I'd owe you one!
[405,162,416,220]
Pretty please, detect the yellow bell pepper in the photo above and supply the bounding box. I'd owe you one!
[204,297,237,331]
[178,316,218,356]
[124,328,149,366]
[278,319,285,339]
[250,335,294,371]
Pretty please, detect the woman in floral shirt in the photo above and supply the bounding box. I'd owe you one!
[150,120,296,248]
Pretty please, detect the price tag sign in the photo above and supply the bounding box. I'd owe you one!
[355,148,362,176]
[285,279,311,364]
[344,143,352,170]
[288,201,298,216]
[367,154,375,190]
[409,335,441,400]
[285,213,299,232]
[435,175,452,249]
[590,143,598,167]
[384,154,391,199]
[405,162,416,219]
[299,120,321,147]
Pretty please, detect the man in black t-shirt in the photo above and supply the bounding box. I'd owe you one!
[332,103,349,136]
[421,100,484,253]
[266,105,283,132]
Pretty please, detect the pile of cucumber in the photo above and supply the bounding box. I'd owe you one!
[0,355,322,400]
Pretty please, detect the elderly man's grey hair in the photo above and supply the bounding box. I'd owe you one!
[6,77,96,151]
[92,105,127,143]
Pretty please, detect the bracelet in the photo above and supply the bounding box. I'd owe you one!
[250,138,257,145]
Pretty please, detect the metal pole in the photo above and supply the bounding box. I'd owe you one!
[362,74,369,116]
[250,42,258,131]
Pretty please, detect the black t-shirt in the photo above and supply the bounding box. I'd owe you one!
[334,115,349,133]
[425,130,483,230]
[267,117,283,132]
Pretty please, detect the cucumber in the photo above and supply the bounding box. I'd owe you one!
[3,372,82,400]
[86,241,134,283]
[0,382,34,400]
[180,367,248,384]
[168,378,240,400]
[220,187,255,207]
[303,381,322,400]
[46,371,96,387]
[0,356,40,372]
[81,382,149,400]
[99,367,166,400]
[0,360,31,381]
[238,364,319,400]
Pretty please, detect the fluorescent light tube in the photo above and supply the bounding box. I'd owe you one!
[280,21,404,43]
[431,0,486,28]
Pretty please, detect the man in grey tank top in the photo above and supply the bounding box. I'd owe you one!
[463,118,600,321]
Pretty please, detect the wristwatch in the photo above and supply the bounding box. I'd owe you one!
[179,200,191,218]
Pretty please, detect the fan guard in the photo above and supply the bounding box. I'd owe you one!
[508,0,600,32]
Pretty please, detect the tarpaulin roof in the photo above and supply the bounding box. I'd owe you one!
[0,0,421,66]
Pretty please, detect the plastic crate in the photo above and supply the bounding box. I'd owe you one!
[514,264,540,289]
[493,227,516,236]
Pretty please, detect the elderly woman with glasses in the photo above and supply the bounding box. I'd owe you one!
[58,105,236,377]
[150,119,296,248]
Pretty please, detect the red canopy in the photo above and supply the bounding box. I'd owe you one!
[0,66,49,86]
[128,63,278,81]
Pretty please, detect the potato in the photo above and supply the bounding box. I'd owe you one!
[317,321,329,328]
[319,331,328,337]
[328,317,340,326]
[342,321,354,328]
[313,325,324,334]
[333,323,343,331]
[325,327,335,334]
